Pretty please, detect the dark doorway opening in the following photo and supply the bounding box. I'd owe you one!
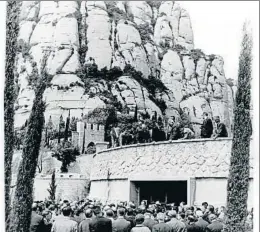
[135,181,187,206]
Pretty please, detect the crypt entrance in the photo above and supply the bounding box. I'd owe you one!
[129,177,194,206]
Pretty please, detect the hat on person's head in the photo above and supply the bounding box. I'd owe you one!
[157,212,165,221]
[103,205,111,211]
[209,214,217,221]
[168,210,177,218]
[196,210,203,217]
[155,201,161,205]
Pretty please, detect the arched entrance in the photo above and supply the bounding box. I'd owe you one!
[86,142,96,154]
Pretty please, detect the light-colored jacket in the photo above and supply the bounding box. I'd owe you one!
[51,216,78,232]
[131,224,151,232]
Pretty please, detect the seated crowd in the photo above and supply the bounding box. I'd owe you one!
[30,199,253,232]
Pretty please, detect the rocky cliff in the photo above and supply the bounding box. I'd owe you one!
[14,1,235,135]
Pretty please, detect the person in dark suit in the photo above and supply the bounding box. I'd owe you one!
[213,116,228,138]
[89,206,112,232]
[195,210,209,232]
[152,213,172,232]
[143,212,158,231]
[113,208,131,232]
[125,208,136,229]
[166,210,186,232]
[201,113,213,138]
[206,214,223,232]
[79,209,93,232]
[30,203,45,232]
[186,216,200,232]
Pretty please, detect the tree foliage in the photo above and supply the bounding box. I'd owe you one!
[224,22,253,232]
[52,141,80,173]
[9,53,53,232]
[5,0,20,226]
[47,170,57,202]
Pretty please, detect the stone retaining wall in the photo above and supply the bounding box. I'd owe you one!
[90,138,254,180]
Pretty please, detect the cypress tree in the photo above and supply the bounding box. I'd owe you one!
[9,54,53,232]
[47,170,57,202]
[224,22,253,232]
[5,0,20,225]
[134,104,138,122]
[64,110,70,142]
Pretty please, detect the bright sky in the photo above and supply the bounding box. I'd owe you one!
[179,1,259,80]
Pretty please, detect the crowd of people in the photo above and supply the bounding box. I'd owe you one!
[110,111,228,147]
[30,199,253,232]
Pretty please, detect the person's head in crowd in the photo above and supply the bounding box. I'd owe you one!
[141,200,146,207]
[32,203,38,212]
[135,208,142,215]
[48,204,55,211]
[180,213,186,221]
[178,206,183,214]
[208,205,215,214]
[106,209,114,219]
[190,206,195,212]
[135,214,145,225]
[37,205,43,215]
[187,215,196,224]
[196,210,204,218]
[208,214,217,223]
[144,212,151,219]
[85,209,93,219]
[118,208,126,217]
[112,206,117,214]
[129,202,136,209]
[185,209,193,217]
[157,212,165,223]
[103,205,111,212]
[62,206,72,217]
[168,210,177,219]
[220,206,226,213]
[214,116,220,124]
[42,210,52,221]
[127,208,134,216]
[93,206,102,217]
[202,202,208,212]
[203,112,209,120]
[146,208,153,215]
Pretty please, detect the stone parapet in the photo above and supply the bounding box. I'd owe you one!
[91,138,254,180]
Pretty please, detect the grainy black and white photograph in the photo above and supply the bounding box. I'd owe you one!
[1,1,259,232]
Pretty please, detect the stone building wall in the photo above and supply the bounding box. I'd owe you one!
[89,138,254,207]
[34,174,89,202]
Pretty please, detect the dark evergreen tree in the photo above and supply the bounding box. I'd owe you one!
[81,123,86,154]
[52,141,80,173]
[134,104,138,122]
[47,170,57,202]
[64,110,70,142]
[4,0,20,225]
[9,53,53,232]
[224,22,253,232]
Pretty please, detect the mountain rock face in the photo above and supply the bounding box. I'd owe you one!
[14,1,235,135]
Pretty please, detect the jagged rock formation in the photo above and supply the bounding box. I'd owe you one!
[14,1,235,135]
